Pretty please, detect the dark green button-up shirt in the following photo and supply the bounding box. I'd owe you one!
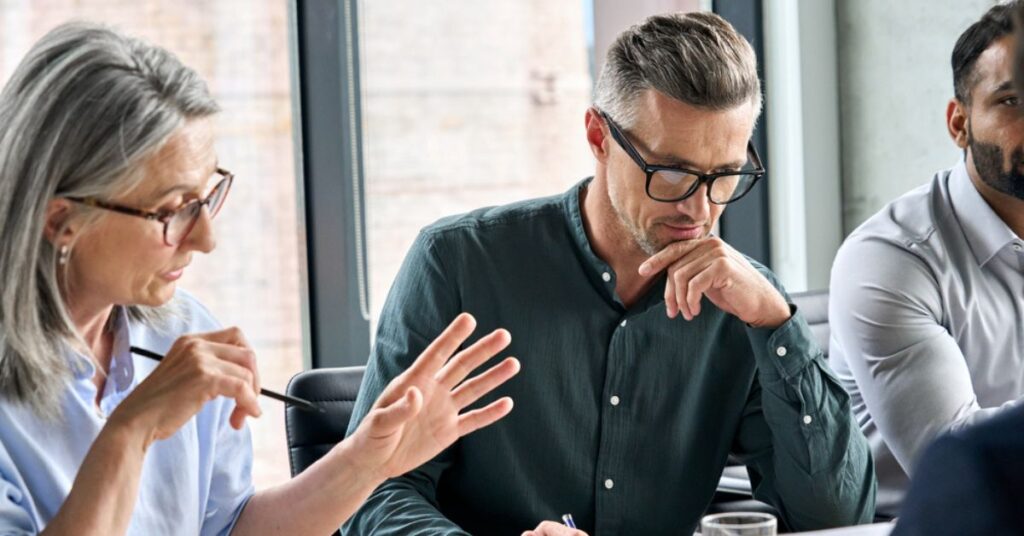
[344,180,875,536]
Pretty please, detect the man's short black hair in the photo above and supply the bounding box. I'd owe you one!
[953,1,1021,104]
[1014,1,1024,91]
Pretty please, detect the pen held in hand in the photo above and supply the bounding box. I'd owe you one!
[129,346,324,413]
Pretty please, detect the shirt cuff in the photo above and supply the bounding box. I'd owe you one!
[745,304,820,381]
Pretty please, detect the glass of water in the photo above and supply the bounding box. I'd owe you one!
[700,512,777,535]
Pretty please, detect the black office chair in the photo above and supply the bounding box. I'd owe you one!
[285,366,366,477]
[284,366,366,536]
[792,289,830,354]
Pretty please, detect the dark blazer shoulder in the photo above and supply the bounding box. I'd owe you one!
[894,406,1024,535]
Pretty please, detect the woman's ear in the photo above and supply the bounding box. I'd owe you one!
[43,199,76,245]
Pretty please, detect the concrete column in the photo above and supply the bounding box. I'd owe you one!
[764,0,843,291]
[836,0,996,233]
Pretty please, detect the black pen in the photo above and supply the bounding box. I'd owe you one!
[130,346,324,413]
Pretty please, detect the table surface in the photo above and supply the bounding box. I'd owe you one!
[695,522,894,536]
[790,522,894,535]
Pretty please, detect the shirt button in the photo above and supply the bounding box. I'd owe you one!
[803,415,813,425]
[602,272,612,282]
[604,479,614,490]
[610,395,620,406]
[1014,243,1023,252]
[776,346,788,357]
[620,319,627,327]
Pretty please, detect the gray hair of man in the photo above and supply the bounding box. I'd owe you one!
[593,11,762,130]
[0,22,219,418]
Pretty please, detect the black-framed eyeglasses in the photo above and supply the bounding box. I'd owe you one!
[65,168,234,247]
[597,109,765,205]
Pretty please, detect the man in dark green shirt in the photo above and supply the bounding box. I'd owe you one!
[344,11,875,536]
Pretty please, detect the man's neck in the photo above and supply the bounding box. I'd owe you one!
[580,178,659,308]
[967,169,1024,239]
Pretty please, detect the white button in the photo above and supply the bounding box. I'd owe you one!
[803,415,813,425]
[604,479,614,490]
[776,346,788,357]
[602,272,612,282]
[1014,243,1023,252]
[610,395,620,406]
[620,319,627,327]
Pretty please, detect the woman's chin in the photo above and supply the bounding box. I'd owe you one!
[139,282,177,307]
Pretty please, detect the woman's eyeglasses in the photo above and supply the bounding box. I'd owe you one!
[65,168,234,247]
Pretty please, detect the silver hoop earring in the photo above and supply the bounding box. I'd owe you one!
[58,245,69,266]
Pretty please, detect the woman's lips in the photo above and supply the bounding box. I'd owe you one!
[162,267,185,281]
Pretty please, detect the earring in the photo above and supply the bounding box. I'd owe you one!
[58,245,69,266]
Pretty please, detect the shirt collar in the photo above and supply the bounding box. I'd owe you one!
[66,306,136,395]
[562,178,668,313]
[949,159,1020,267]
[564,178,619,303]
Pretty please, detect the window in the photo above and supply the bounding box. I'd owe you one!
[0,1,303,489]
[358,0,596,330]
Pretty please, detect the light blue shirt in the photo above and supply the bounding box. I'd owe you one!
[0,290,254,535]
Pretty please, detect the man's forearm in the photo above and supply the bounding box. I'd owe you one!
[747,314,877,528]
[759,367,876,528]
[341,477,469,536]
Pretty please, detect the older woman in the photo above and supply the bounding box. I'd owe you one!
[0,22,520,536]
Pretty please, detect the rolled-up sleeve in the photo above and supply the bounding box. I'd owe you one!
[0,450,36,535]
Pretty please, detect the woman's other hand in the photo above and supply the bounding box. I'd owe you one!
[109,327,262,447]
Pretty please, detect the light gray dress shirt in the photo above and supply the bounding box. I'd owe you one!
[829,159,1024,516]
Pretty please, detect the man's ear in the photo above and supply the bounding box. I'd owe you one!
[947,98,970,149]
[43,198,76,245]
[585,108,609,163]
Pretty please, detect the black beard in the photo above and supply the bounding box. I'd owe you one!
[968,126,1024,201]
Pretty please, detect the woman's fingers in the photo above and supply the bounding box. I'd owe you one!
[407,313,478,376]
[365,387,424,439]
[434,328,512,389]
[450,357,520,410]
[207,357,263,420]
[192,328,261,394]
[192,340,261,394]
[457,396,514,436]
[199,326,253,347]
[164,335,263,427]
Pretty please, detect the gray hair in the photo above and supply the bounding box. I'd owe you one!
[0,22,219,417]
[594,11,762,129]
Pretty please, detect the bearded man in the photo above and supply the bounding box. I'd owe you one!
[829,0,1024,519]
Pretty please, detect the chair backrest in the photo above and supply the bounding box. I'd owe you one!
[791,289,829,356]
[285,366,366,477]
